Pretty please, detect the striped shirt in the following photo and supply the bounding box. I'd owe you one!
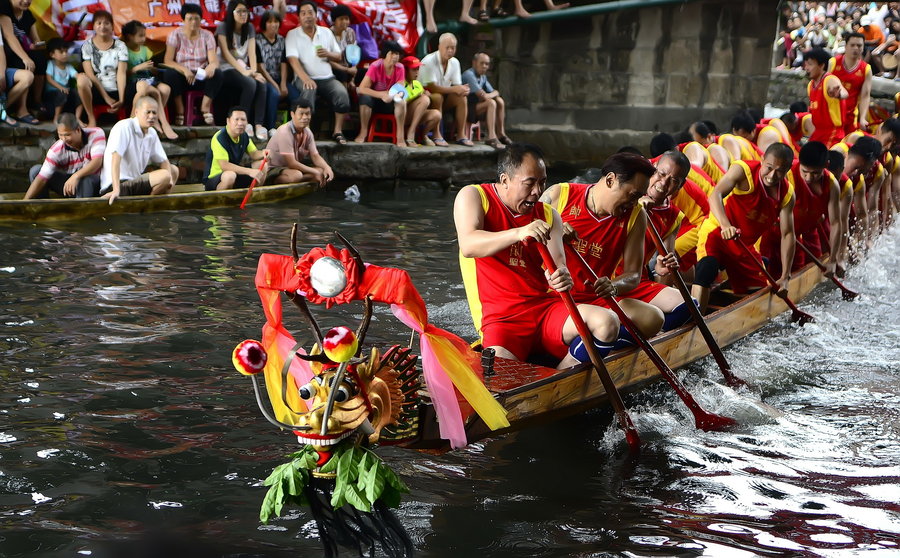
[37,127,106,181]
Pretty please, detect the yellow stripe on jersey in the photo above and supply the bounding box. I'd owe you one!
[731,160,755,196]
[824,75,844,127]
[556,182,570,216]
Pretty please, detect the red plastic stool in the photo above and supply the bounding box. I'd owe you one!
[366,113,397,143]
[466,121,481,141]
[183,90,206,126]
[92,103,126,123]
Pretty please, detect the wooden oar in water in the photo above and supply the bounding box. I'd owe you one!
[795,241,858,301]
[566,244,737,432]
[733,235,815,325]
[239,155,270,209]
[529,239,642,453]
[641,207,748,389]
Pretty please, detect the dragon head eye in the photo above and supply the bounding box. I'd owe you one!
[299,382,315,400]
[334,386,351,403]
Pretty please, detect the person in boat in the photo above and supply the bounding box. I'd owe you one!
[23,112,105,199]
[837,135,883,255]
[100,95,179,204]
[717,111,763,163]
[540,152,665,348]
[454,143,619,368]
[266,99,333,188]
[805,47,850,148]
[828,32,872,134]
[760,141,842,277]
[833,118,900,229]
[203,105,271,191]
[690,142,796,312]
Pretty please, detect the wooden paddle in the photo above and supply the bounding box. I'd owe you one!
[239,155,270,209]
[795,241,858,301]
[566,244,737,431]
[529,239,641,452]
[641,207,747,388]
[732,235,815,325]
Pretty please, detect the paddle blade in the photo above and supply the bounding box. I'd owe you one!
[695,412,738,432]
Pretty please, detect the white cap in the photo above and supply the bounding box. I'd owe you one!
[860,15,872,26]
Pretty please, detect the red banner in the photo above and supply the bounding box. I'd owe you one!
[32,0,420,52]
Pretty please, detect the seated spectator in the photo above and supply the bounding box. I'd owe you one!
[101,96,178,203]
[76,10,127,128]
[285,0,351,144]
[462,51,511,149]
[0,30,33,126]
[354,40,407,147]
[43,38,80,124]
[266,100,333,187]
[402,55,444,147]
[860,15,886,74]
[213,0,267,142]
[161,2,221,127]
[0,0,43,119]
[203,106,270,191]
[328,4,357,84]
[122,21,178,140]
[23,113,104,199]
[257,10,288,138]
[421,33,473,146]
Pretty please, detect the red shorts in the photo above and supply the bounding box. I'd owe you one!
[698,227,768,293]
[481,295,571,361]
[622,279,667,303]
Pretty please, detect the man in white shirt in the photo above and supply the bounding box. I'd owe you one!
[285,0,351,144]
[100,96,179,204]
[420,33,472,146]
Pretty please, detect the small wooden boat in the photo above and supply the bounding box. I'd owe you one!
[0,181,317,223]
[404,261,825,451]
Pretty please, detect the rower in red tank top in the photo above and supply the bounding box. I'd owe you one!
[827,34,872,135]
[541,153,666,349]
[690,143,796,312]
[455,144,619,367]
[805,48,849,148]
[760,142,842,276]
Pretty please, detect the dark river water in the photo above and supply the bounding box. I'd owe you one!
[2,186,899,557]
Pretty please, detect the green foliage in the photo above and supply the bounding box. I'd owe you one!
[258,443,409,524]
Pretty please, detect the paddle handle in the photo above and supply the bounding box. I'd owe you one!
[239,156,269,209]
[530,240,640,451]
[732,235,811,318]
[795,240,858,300]
[642,207,745,388]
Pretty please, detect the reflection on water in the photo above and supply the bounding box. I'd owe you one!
[1,188,899,557]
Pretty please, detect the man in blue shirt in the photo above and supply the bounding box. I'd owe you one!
[461,52,511,150]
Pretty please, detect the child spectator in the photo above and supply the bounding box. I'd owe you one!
[43,38,80,123]
[76,10,127,127]
[0,28,33,126]
[121,20,178,140]
[257,10,287,138]
[401,56,443,147]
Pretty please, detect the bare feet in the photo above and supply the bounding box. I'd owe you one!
[514,7,531,18]
[426,16,437,33]
[459,14,478,24]
[545,1,569,9]
[163,127,179,140]
[353,134,366,143]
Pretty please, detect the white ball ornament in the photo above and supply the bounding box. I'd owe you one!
[309,256,348,297]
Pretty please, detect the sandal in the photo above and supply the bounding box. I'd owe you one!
[493,7,509,16]
[202,112,215,126]
[422,136,436,147]
[15,114,38,125]
[332,132,348,145]
[3,115,18,127]
[433,138,449,147]
[455,138,474,147]
[485,137,502,149]
[477,9,490,21]
[406,138,420,147]
[173,114,184,126]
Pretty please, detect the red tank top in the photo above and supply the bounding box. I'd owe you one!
[555,182,640,302]
[808,74,846,147]
[789,161,834,236]
[829,55,870,126]
[722,160,794,245]
[460,183,554,331]
[638,201,683,278]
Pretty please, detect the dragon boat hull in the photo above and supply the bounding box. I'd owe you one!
[0,181,317,223]
[406,261,825,450]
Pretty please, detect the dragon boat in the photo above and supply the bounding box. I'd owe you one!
[231,224,833,556]
[0,181,316,223]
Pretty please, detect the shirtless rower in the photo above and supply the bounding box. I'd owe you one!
[691,143,796,312]
[539,152,665,349]
[455,143,619,369]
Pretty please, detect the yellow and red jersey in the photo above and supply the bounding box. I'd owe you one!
[808,73,847,147]
[828,55,871,134]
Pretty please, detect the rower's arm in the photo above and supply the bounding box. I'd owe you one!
[858,68,873,127]
[615,209,646,295]
[778,194,796,285]
[826,176,842,272]
[454,185,544,257]
[709,162,746,235]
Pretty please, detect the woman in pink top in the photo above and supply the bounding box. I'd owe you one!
[353,40,407,147]
[161,2,221,126]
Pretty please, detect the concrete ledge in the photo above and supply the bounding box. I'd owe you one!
[0,123,501,192]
